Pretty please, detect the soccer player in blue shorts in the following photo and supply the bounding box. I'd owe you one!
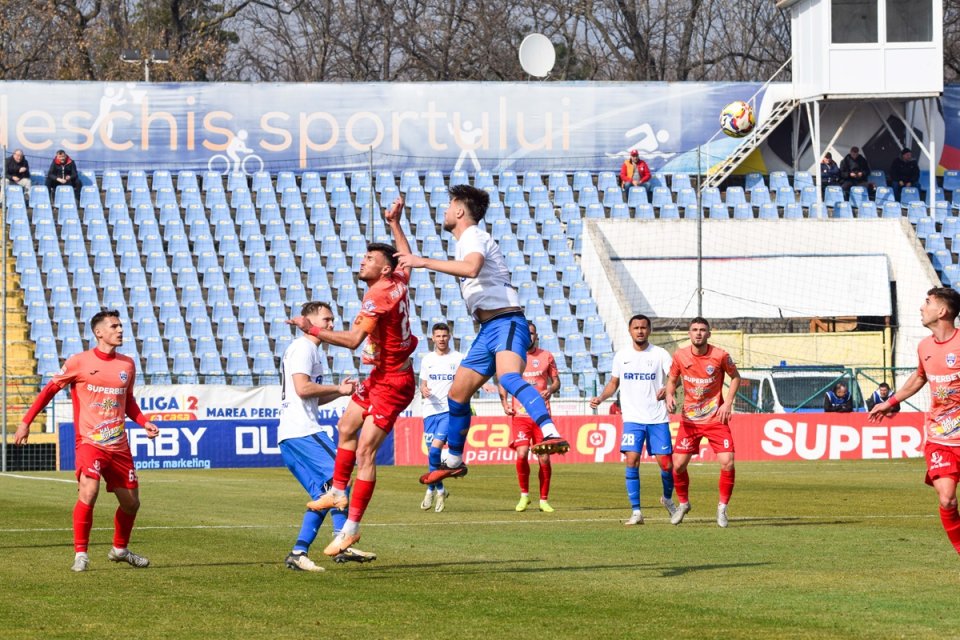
[590,314,677,524]
[278,301,376,570]
[396,184,570,484]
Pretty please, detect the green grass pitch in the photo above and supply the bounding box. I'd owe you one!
[0,460,953,639]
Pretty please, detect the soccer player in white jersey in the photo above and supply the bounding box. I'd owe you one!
[419,322,462,512]
[395,184,569,484]
[278,301,375,570]
[590,314,676,525]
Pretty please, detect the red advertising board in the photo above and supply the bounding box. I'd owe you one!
[393,413,927,466]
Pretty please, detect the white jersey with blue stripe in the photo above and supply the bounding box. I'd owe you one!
[613,344,673,424]
[278,337,333,443]
[455,225,520,317]
[419,350,463,418]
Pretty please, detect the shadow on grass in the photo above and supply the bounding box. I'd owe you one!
[360,559,772,579]
[656,561,772,578]
[731,517,859,528]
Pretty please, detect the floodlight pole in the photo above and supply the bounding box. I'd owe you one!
[1,143,7,473]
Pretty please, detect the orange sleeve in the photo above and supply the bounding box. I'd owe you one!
[356,313,379,334]
[49,354,81,389]
[669,353,682,378]
[547,353,559,380]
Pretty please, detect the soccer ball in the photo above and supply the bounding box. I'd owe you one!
[719,101,756,138]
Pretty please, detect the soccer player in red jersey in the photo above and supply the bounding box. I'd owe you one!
[869,287,960,556]
[499,322,560,512]
[665,317,741,527]
[288,197,417,558]
[15,309,159,572]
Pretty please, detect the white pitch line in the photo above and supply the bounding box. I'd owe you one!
[0,473,74,484]
[0,512,937,534]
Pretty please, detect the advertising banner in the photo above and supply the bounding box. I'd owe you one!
[393,412,927,466]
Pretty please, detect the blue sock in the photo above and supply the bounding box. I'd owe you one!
[446,398,472,458]
[294,509,325,553]
[625,466,640,510]
[661,468,675,501]
[330,507,347,535]
[500,372,553,428]
[429,444,444,490]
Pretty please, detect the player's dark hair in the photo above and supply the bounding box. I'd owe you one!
[928,287,960,321]
[629,314,651,327]
[431,322,450,333]
[300,301,332,316]
[878,382,890,391]
[834,382,847,392]
[528,321,537,333]
[90,308,120,329]
[367,242,399,270]
[449,184,490,222]
[689,316,710,329]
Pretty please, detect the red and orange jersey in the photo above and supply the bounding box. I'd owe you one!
[50,349,139,451]
[512,347,559,415]
[917,330,960,445]
[354,270,418,373]
[670,345,737,423]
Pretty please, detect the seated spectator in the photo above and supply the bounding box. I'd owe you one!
[824,381,853,413]
[619,149,650,193]
[45,149,81,202]
[839,146,873,197]
[889,148,919,200]
[820,152,841,188]
[5,149,31,200]
[866,382,899,414]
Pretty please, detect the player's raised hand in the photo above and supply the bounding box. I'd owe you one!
[395,251,426,270]
[384,196,405,223]
[286,315,314,333]
[14,420,30,445]
[144,421,160,439]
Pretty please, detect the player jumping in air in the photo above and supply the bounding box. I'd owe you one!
[16,309,159,571]
[395,184,570,485]
[869,287,960,556]
[665,317,741,528]
[288,197,417,557]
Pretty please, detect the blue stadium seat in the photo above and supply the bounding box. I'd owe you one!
[708,203,730,219]
[651,187,672,208]
[857,202,878,219]
[775,186,796,206]
[758,203,779,220]
[783,203,803,219]
[832,202,853,218]
[882,201,902,219]
[659,204,679,220]
[768,171,789,191]
[901,187,921,206]
[823,186,845,208]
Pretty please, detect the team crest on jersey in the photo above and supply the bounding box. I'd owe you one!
[706,365,715,375]
[532,359,540,368]
[948,353,957,367]
[119,371,128,383]
[363,300,377,312]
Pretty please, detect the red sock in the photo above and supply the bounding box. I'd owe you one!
[73,500,94,553]
[538,460,552,500]
[939,506,960,554]
[516,455,530,493]
[347,478,376,523]
[332,448,357,491]
[674,469,690,503]
[113,507,137,549]
[719,469,736,505]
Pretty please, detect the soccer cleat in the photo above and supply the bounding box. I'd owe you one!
[334,547,378,564]
[530,436,570,455]
[624,512,645,526]
[670,501,692,525]
[324,531,361,557]
[307,490,348,512]
[539,500,554,513]
[420,489,435,510]
[285,552,325,572]
[434,489,449,513]
[419,463,468,485]
[660,496,678,517]
[108,547,150,568]
[515,495,531,512]
[71,552,89,572]
[717,503,729,528]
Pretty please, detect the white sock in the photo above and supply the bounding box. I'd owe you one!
[445,454,462,468]
[75,551,88,558]
[633,509,642,516]
[341,519,360,536]
[540,422,560,438]
[111,547,126,556]
[520,492,529,498]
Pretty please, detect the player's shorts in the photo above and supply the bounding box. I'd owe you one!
[673,420,735,455]
[461,312,530,378]
[509,415,544,449]
[279,434,336,500]
[75,442,138,492]
[423,412,450,447]
[352,367,416,431]
[621,422,672,456]
[924,441,960,486]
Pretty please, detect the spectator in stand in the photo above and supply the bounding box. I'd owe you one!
[620,149,650,194]
[867,382,899,415]
[839,146,873,197]
[45,149,81,202]
[823,381,853,413]
[820,152,841,190]
[890,148,920,200]
[5,149,31,201]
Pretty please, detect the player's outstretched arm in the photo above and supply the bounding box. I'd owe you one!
[287,316,368,350]
[293,373,357,405]
[395,251,484,279]
[17,381,63,445]
[383,196,413,275]
[868,371,925,422]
